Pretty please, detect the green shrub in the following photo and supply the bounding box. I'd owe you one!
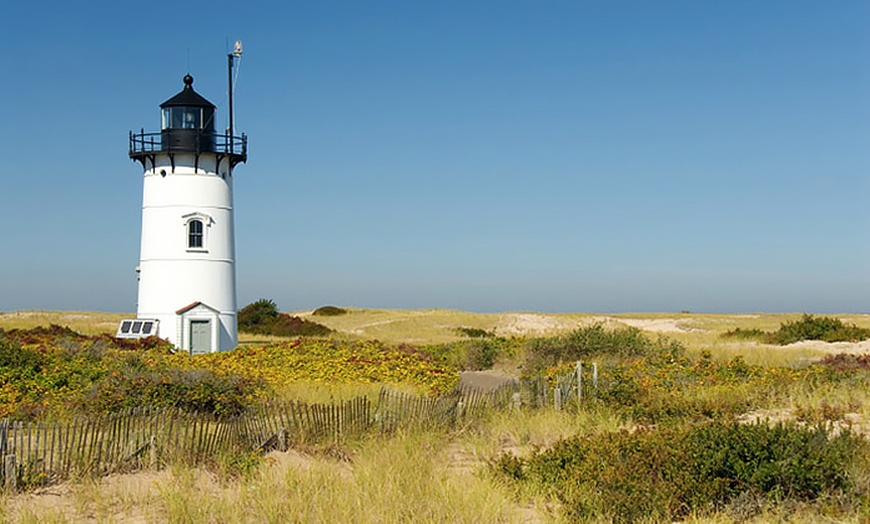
[312,305,348,316]
[720,316,870,345]
[492,421,867,522]
[424,337,518,371]
[523,324,685,376]
[87,367,264,416]
[721,327,767,340]
[264,314,333,337]
[1,325,461,419]
[238,299,332,337]
[464,339,500,370]
[0,326,268,419]
[587,352,768,425]
[767,314,870,345]
[238,298,280,330]
[817,353,870,372]
[0,336,41,374]
[454,326,495,338]
[686,422,861,502]
[0,324,86,345]
[448,339,501,371]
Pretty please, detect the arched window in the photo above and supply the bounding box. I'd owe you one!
[183,213,211,251]
[188,219,204,249]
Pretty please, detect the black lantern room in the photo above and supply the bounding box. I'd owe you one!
[160,74,217,151]
[130,74,246,172]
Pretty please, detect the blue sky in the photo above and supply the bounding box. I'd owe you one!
[0,1,867,314]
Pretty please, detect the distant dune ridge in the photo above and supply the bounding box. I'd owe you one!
[1,308,868,355]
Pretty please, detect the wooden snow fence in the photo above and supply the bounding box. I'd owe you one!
[0,385,508,491]
[510,361,599,410]
[236,396,375,451]
[0,365,596,492]
[234,385,517,452]
[0,407,240,491]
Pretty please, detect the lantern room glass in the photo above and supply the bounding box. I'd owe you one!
[162,107,214,131]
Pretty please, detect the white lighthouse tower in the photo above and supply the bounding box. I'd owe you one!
[122,53,247,353]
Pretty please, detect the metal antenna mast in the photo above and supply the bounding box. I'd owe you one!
[228,40,243,162]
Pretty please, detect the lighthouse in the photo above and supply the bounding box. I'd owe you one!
[120,50,247,353]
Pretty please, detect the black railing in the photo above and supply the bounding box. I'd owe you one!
[129,129,247,158]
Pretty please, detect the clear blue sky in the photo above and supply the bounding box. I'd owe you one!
[1,1,867,314]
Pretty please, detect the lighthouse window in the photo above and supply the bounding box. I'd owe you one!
[163,107,202,130]
[183,108,201,129]
[188,219,204,249]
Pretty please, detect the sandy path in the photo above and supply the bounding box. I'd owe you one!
[459,370,518,391]
[609,318,699,333]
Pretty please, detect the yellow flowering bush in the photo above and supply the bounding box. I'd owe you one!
[535,332,815,425]
[0,327,458,419]
[194,339,459,394]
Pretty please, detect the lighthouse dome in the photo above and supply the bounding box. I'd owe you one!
[158,75,217,151]
[161,75,216,111]
[160,75,216,132]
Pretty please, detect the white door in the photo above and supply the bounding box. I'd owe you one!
[190,320,211,354]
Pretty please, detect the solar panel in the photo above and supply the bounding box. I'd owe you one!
[116,319,160,339]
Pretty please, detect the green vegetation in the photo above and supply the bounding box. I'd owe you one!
[523,323,681,375]
[427,324,684,374]
[312,305,348,316]
[283,307,517,345]
[723,314,870,345]
[425,337,514,371]
[3,310,870,522]
[0,326,456,420]
[454,326,495,338]
[719,326,767,340]
[770,314,870,344]
[238,298,332,337]
[819,353,870,371]
[493,421,868,522]
[237,298,280,328]
[90,364,260,416]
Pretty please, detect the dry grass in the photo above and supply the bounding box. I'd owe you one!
[3,308,869,522]
[462,407,627,462]
[3,389,868,522]
[0,310,293,347]
[290,307,606,344]
[4,308,867,374]
[295,308,870,355]
[6,308,867,356]
[0,311,129,336]
[274,381,424,403]
[2,430,539,523]
[291,307,504,344]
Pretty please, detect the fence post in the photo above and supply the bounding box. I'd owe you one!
[278,427,287,452]
[149,435,157,469]
[554,386,562,411]
[511,392,521,412]
[576,361,583,403]
[4,454,16,493]
[592,362,599,394]
[541,380,549,409]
